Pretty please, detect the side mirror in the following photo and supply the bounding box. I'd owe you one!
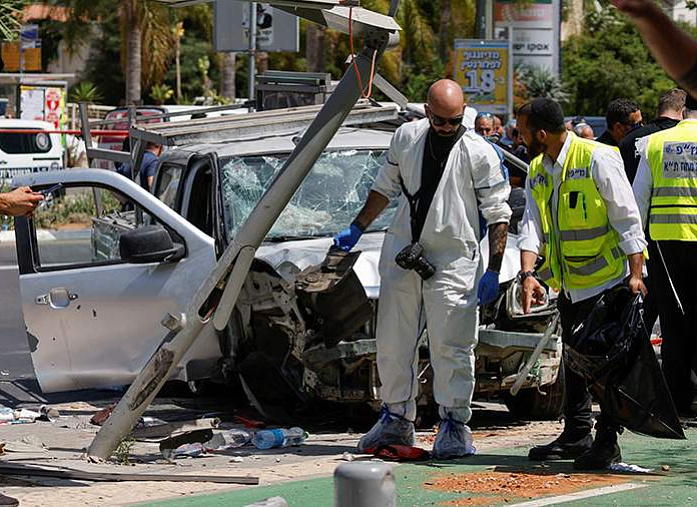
[119,225,185,264]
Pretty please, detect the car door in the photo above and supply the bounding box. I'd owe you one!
[13,169,220,393]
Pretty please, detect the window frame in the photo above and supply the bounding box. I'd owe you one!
[22,182,187,274]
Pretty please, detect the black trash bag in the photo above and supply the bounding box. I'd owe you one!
[564,285,685,440]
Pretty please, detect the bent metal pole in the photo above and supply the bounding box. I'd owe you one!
[87,20,394,461]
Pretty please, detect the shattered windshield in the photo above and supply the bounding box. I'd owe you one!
[220,149,396,241]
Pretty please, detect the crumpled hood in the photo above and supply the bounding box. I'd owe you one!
[256,232,384,298]
[255,231,521,298]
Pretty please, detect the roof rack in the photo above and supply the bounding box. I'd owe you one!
[79,100,399,173]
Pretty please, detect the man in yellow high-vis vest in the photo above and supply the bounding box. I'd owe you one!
[633,93,697,418]
[517,98,648,470]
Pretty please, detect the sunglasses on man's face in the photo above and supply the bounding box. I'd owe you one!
[429,113,464,127]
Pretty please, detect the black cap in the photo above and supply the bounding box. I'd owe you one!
[685,93,697,110]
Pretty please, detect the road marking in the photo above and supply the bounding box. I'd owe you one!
[511,483,647,506]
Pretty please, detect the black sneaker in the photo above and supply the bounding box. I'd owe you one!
[573,430,621,470]
[528,431,593,461]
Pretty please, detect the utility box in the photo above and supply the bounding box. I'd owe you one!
[256,71,333,111]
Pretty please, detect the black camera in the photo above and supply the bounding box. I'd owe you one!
[395,243,436,280]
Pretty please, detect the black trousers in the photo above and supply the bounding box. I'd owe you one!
[558,290,620,435]
[648,240,697,414]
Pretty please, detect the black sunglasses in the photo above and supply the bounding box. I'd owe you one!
[430,113,464,127]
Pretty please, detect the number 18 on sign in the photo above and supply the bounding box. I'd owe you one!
[454,39,513,116]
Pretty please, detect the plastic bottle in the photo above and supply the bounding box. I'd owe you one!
[204,429,253,451]
[173,442,204,458]
[252,427,307,450]
[0,407,14,423]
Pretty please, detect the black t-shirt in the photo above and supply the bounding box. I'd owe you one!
[412,126,465,241]
[618,117,680,183]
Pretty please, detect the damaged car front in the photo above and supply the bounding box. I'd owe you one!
[217,128,563,422]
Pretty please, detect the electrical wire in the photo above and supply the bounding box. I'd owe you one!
[348,6,377,99]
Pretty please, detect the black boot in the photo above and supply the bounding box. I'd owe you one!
[528,429,593,461]
[573,427,621,470]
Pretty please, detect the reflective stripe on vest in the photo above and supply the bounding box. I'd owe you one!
[528,133,625,291]
[646,121,697,242]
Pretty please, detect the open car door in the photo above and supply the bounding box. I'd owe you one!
[13,169,220,393]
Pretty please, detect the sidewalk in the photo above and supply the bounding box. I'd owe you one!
[136,428,697,507]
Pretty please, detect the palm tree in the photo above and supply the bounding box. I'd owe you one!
[0,1,23,41]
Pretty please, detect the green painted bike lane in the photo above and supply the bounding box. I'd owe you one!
[138,429,697,507]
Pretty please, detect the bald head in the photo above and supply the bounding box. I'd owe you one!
[426,80,465,137]
[427,80,465,111]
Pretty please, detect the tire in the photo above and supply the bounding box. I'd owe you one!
[503,362,565,420]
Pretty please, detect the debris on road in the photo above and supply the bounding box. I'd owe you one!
[133,417,220,440]
[608,463,654,474]
[159,429,214,460]
[0,462,259,484]
[204,428,253,451]
[252,427,307,450]
[0,406,41,425]
[90,404,116,426]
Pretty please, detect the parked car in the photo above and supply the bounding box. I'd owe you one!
[13,126,562,421]
[0,119,63,183]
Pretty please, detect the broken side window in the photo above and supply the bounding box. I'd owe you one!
[219,149,397,242]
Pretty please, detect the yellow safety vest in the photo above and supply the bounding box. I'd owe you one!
[646,120,697,241]
[529,134,625,291]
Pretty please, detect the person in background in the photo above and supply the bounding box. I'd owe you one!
[139,142,163,191]
[474,113,496,138]
[494,115,506,140]
[618,89,686,346]
[632,93,697,418]
[596,99,643,147]
[573,123,595,140]
[619,88,686,183]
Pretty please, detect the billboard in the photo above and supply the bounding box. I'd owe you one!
[493,0,560,74]
[214,1,299,52]
[454,39,513,116]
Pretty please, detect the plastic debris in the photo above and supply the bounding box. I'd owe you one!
[252,427,307,450]
[608,462,653,474]
[243,497,288,507]
[204,429,253,451]
[39,405,60,422]
[173,442,205,458]
[0,407,40,424]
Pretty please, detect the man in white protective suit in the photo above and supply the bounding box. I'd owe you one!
[333,80,512,459]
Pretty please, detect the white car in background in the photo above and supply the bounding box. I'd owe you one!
[0,119,63,183]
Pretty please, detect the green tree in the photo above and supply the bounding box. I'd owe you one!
[562,7,692,117]
[0,0,23,41]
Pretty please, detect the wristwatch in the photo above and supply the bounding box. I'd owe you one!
[517,270,536,283]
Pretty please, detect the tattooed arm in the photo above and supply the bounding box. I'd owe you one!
[487,222,508,273]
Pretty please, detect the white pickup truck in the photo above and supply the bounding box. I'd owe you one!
[13,126,563,423]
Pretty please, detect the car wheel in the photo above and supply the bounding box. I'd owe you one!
[503,362,565,421]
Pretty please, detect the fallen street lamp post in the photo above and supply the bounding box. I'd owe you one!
[87,2,400,461]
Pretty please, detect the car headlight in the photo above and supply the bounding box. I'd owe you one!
[505,278,555,319]
[35,132,50,151]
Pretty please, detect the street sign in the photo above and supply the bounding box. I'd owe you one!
[493,0,560,75]
[214,1,299,52]
[454,39,513,116]
[18,84,67,128]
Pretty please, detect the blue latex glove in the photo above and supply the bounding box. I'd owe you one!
[333,224,363,252]
[477,269,500,305]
